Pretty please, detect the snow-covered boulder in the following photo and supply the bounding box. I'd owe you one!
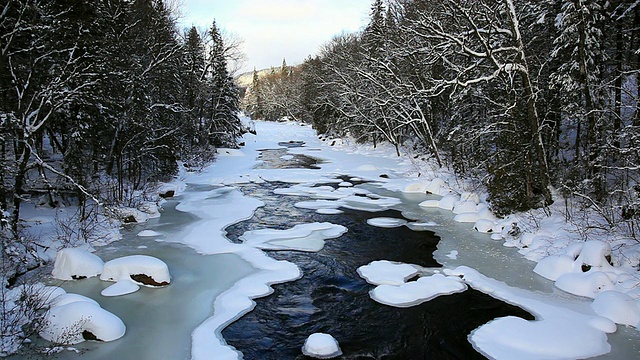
[52,248,104,281]
[100,255,170,296]
[40,293,125,344]
[437,194,459,211]
[533,255,575,281]
[453,212,481,223]
[425,178,450,195]
[452,200,477,214]
[591,290,640,327]
[575,241,613,271]
[474,219,496,233]
[301,333,342,359]
[555,271,615,299]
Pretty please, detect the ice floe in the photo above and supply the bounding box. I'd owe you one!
[357,260,419,286]
[240,222,347,252]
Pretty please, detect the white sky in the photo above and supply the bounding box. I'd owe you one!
[177,0,372,74]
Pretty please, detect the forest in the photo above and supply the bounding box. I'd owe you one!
[244,0,640,240]
[0,0,244,283]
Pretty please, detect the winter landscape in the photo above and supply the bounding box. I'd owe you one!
[2,0,640,359]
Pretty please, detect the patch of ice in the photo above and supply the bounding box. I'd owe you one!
[357,260,419,286]
[302,333,342,359]
[240,222,347,252]
[338,182,353,187]
[366,217,408,228]
[405,221,438,231]
[316,208,343,215]
[447,266,613,360]
[453,212,480,223]
[370,273,466,307]
[101,279,141,297]
[446,250,459,259]
[52,248,104,281]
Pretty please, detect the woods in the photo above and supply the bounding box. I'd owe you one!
[245,0,640,237]
[0,0,242,280]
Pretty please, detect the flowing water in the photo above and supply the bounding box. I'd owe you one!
[22,143,638,359]
[221,181,533,359]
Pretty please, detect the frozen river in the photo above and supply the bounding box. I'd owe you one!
[39,120,639,359]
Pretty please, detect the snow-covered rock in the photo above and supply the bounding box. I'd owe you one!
[100,255,171,292]
[52,248,104,281]
[555,271,615,299]
[437,194,459,211]
[533,255,576,281]
[40,293,125,344]
[591,290,640,327]
[453,212,481,223]
[301,333,342,359]
[474,219,496,233]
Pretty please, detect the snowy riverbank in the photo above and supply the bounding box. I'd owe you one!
[4,119,639,359]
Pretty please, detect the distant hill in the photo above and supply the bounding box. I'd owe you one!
[235,68,274,88]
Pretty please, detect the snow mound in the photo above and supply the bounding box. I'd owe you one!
[100,255,171,294]
[474,219,495,233]
[366,217,408,228]
[240,222,347,252]
[301,333,342,359]
[370,273,466,307]
[591,290,640,327]
[471,316,611,360]
[40,293,125,344]
[453,212,480,223]
[533,254,575,281]
[137,230,162,237]
[52,248,104,281]
[437,194,459,211]
[357,260,419,286]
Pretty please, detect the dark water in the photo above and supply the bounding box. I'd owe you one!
[222,181,533,359]
[255,149,321,169]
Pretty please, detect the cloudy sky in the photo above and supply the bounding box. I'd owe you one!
[177,0,372,74]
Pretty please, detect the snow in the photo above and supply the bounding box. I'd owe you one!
[12,119,640,358]
[357,260,419,285]
[100,255,171,294]
[40,291,125,344]
[366,217,408,228]
[239,222,347,252]
[591,290,640,327]
[447,266,614,360]
[52,248,104,281]
[370,273,467,307]
[301,333,342,359]
[137,229,162,237]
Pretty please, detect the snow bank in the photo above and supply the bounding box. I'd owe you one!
[40,292,125,344]
[239,222,347,252]
[52,248,104,281]
[301,333,342,359]
[591,290,640,327]
[446,266,613,360]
